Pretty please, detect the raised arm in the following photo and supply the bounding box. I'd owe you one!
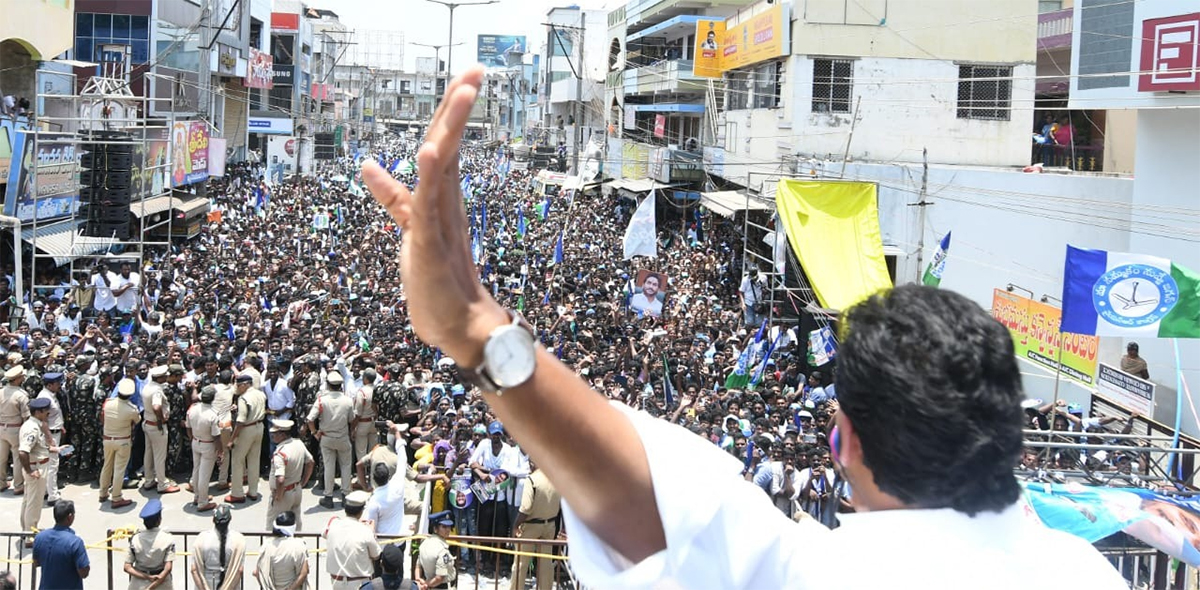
[362,65,664,563]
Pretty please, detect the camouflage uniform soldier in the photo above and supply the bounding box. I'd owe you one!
[69,359,102,481]
[165,365,191,476]
[292,357,323,484]
[23,351,47,397]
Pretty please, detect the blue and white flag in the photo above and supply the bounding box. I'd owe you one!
[922,231,951,287]
[622,190,657,260]
[553,230,564,265]
[1062,245,1200,338]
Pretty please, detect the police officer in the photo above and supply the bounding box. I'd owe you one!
[125,498,176,590]
[36,372,66,504]
[227,374,266,503]
[186,385,225,512]
[416,511,457,590]
[18,397,54,542]
[99,378,141,508]
[142,365,180,495]
[253,511,309,590]
[322,490,380,590]
[211,370,236,493]
[267,419,313,531]
[351,369,378,462]
[0,364,30,494]
[510,465,562,590]
[361,544,414,590]
[307,371,355,508]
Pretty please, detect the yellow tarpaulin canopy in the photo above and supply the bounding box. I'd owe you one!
[775,179,893,311]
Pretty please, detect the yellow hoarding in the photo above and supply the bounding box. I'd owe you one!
[622,142,649,180]
[692,4,789,77]
[692,19,726,78]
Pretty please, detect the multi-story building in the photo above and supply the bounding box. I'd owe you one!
[535,5,607,170]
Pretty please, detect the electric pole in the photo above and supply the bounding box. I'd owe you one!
[544,18,587,176]
[913,147,931,282]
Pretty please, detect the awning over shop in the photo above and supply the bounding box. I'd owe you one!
[699,190,773,218]
[607,178,679,193]
[177,198,211,217]
[129,196,209,218]
[775,180,893,311]
[20,220,121,266]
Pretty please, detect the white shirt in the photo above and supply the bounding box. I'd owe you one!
[365,464,407,535]
[56,310,80,335]
[629,293,662,317]
[113,272,140,312]
[470,441,518,504]
[561,403,1127,590]
[91,272,117,311]
[739,276,763,305]
[263,376,295,418]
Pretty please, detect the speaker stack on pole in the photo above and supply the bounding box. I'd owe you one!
[79,130,133,240]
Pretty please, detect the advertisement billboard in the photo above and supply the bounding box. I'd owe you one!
[1096,363,1155,415]
[991,289,1100,386]
[692,4,789,77]
[131,127,170,201]
[170,121,209,187]
[477,35,526,68]
[693,19,726,78]
[245,47,274,89]
[621,142,649,180]
[3,135,80,223]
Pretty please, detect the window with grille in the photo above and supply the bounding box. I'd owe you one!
[957,65,1013,121]
[753,62,783,109]
[812,58,852,113]
[726,71,750,111]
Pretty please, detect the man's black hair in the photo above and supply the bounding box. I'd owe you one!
[836,285,1023,516]
[372,462,391,487]
[53,499,75,524]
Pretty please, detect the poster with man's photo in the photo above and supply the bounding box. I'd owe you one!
[630,270,668,318]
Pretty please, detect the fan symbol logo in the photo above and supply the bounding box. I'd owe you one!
[1091,264,1179,328]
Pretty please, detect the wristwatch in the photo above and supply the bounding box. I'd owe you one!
[459,310,537,395]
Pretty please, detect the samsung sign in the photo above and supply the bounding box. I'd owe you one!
[273,64,294,85]
[248,117,294,135]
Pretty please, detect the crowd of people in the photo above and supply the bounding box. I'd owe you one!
[0,132,848,589]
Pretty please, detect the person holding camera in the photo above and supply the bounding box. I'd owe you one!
[738,268,767,327]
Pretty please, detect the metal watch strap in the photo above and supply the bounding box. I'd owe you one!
[458,309,534,393]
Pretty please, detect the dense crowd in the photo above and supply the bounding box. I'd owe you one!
[0,135,849,589]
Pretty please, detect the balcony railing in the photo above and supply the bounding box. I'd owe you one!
[1038,8,1072,51]
[1031,143,1104,171]
[624,59,705,95]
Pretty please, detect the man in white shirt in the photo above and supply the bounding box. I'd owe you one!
[364,462,407,535]
[364,69,1127,590]
[112,263,140,313]
[629,273,664,318]
[738,268,765,327]
[89,265,117,313]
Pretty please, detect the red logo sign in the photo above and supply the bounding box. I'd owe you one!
[284,139,296,157]
[1139,12,1200,92]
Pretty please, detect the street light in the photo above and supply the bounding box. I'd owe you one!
[424,0,498,100]
[411,41,463,111]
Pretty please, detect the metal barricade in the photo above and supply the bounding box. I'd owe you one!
[0,531,37,590]
[102,528,577,590]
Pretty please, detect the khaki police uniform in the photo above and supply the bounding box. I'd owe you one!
[510,469,563,590]
[267,437,312,530]
[143,380,172,492]
[100,396,141,502]
[17,414,50,532]
[307,389,355,498]
[36,387,64,501]
[230,387,267,498]
[127,526,176,590]
[356,444,398,492]
[213,383,235,487]
[351,384,376,461]
[322,515,381,590]
[186,402,222,506]
[417,535,456,589]
[0,383,30,491]
[254,536,309,590]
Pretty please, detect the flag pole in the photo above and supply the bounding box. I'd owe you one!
[1045,330,1066,464]
[1168,338,1184,479]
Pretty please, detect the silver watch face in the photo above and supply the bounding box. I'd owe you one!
[483,325,536,389]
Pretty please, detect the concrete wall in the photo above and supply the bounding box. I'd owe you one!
[791,56,1037,167]
[794,0,1037,64]
[1102,109,1136,174]
[0,0,75,61]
